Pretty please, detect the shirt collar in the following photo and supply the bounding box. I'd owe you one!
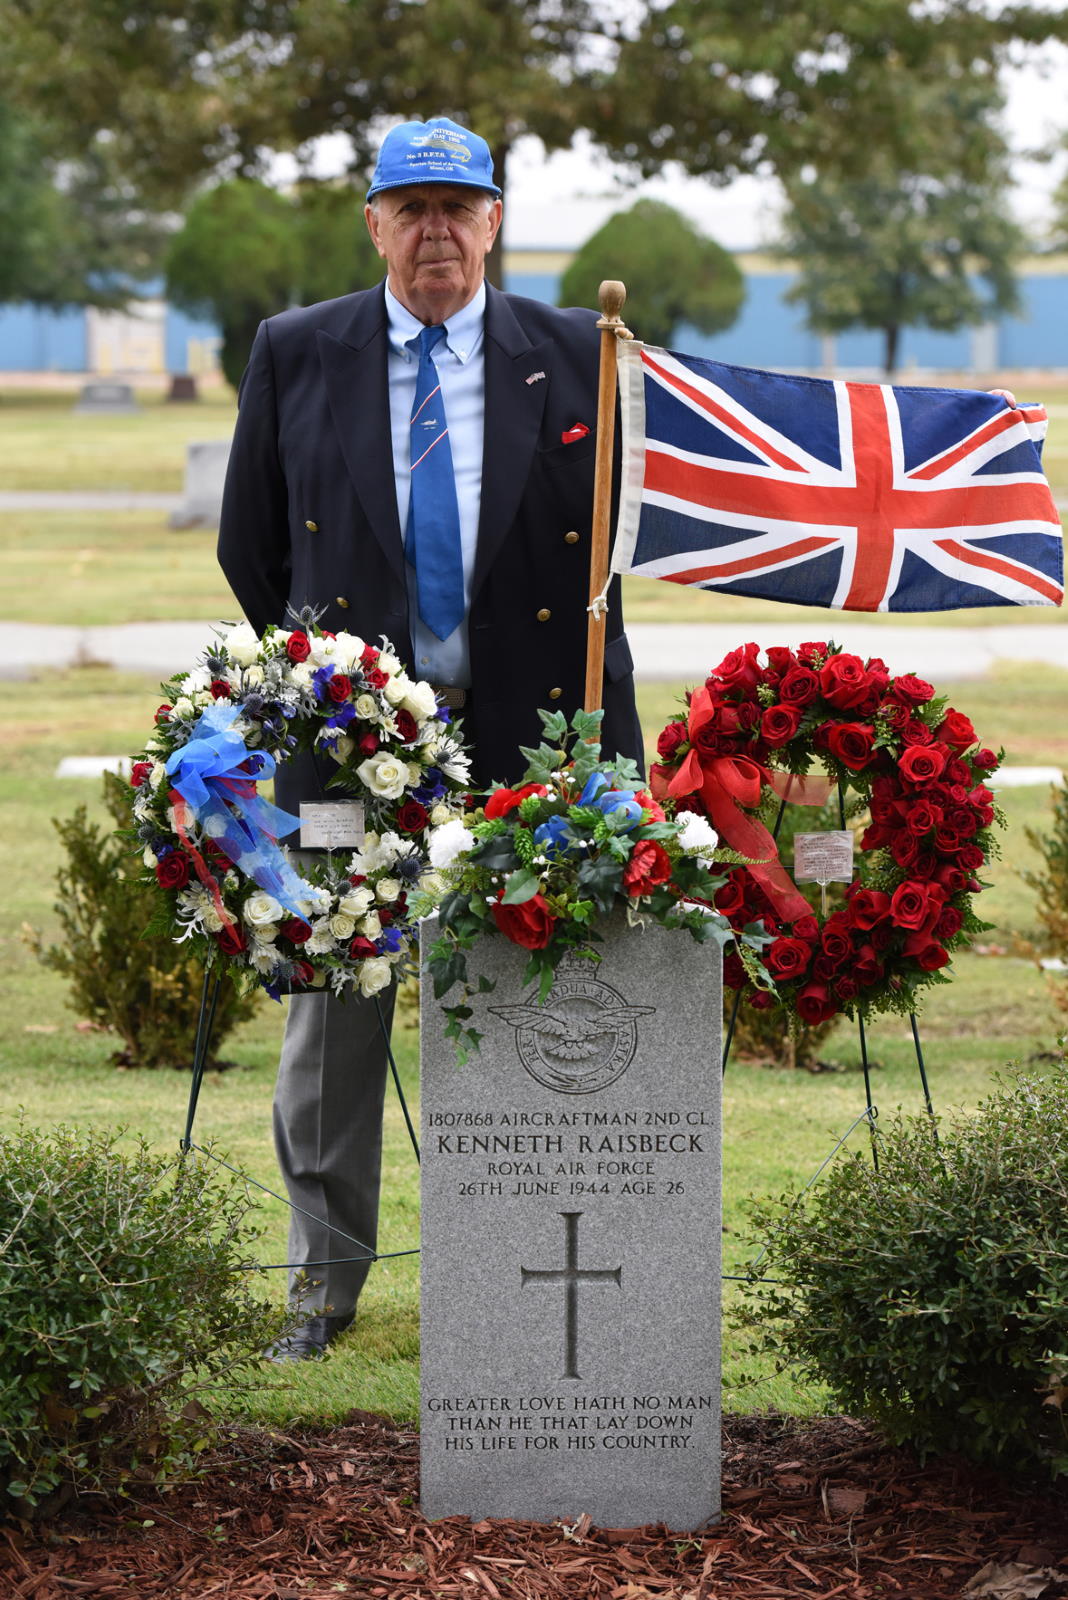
[384,279,486,366]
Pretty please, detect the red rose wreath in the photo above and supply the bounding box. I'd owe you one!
[652,641,1003,1026]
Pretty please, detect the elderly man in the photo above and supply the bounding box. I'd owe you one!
[218,116,642,1358]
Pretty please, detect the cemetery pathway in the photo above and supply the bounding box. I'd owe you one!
[6,618,1068,683]
[5,1411,1068,1598]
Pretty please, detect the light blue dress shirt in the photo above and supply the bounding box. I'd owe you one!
[384,280,486,688]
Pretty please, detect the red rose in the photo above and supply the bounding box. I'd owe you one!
[813,954,838,981]
[821,914,853,963]
[936,709,976,753]
[907,939,951,972]
[657,720,689,761]
[378,908,393,925]
[366,667,389,689]
[622,840,673,897]
[819,653,874,709]
[796,982,838,1024]
[898,744,948,785]
[891,673,935,706]
[854,944,884,985]
[291,960,317,987]
[825,722,876,772]
[358,732,379,756]
[397,799,429,833]
[935,864,967,894]
[935,827,962,854]
[779,667,820,707]
[286,631,311,662]
[906,799,942,837]
[722,952,747,989]
[935,906,964,939]
[973,747,999,771]
[279,918,312,945]
[327,673,352,702]
[847,888,890,930]
[766,937,811,979]
[130,760,152,788]
[958,844,985,871]
[395,709,419,744]
[714,874,748,919]
[210,679,232,700]
[793,914,819,942]
[492,892,556,950]
[216,921,247,955]
[349,936,378,959]
[835,975,859,1002]
[796,642,829,667]
[878,699,910,732]
[902,720,934,747]
[889,880,944,930]
[360,644,380,666]
[888,830,918,867]
[760,704,802,747]
[484,782,548,820]
[747,988,775,1011]
[155,853,190,889]
[154,704,171,724]
[712,642,762,692]
[764,646,797,677]
[349,872,367,885]
[635,790,666,822]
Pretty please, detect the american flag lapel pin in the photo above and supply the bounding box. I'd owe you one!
[525,370,546,386]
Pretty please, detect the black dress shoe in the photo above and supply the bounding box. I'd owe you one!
[266,1311,354,1363]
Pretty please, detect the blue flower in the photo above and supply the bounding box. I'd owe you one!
[378,928,404,954]
[534,814,573,859]
[312,665,336,700]
[578,772,642,826]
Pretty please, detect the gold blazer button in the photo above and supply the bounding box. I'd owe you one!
[305,519,318,532]
[336,596,350,609]
[548,686,563,700]
[564,530,579,544]
[536,608,551,622]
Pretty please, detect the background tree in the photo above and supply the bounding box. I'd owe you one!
[0,107,164,308]
[3,0,1065,288]
[558,199,744,346]
[165,179,380,388]
[776,75,1023,375]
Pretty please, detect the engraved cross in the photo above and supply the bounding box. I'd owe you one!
[521,1211,622,1380]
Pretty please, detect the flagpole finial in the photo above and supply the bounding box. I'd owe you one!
[597,280,631,336]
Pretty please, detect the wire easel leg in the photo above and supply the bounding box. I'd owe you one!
[180,961,222,1152]
[376,992,420,1163]
[856,1012,879,1170]
[910,1012,939,1141]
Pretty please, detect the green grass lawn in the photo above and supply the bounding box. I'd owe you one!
[4,665,1065,1427]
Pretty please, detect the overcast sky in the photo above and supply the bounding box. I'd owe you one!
[277,42,1068,253]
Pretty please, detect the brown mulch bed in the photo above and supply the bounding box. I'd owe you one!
[3,1412,1067,1600]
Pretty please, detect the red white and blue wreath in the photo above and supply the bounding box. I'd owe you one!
[129,619,471,998]
[652,640,1004,1026]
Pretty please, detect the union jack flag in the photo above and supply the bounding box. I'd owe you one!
[612,344,1063,611]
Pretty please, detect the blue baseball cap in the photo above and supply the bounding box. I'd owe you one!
[366,116,502,201]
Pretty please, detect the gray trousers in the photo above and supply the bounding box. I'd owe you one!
[273,982,397,1316]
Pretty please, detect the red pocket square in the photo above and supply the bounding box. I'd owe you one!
[561,423,590,444]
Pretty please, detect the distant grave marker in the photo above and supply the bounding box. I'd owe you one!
[73,381,139,415]
[169,439,232,529]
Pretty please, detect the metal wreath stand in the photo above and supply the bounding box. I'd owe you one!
[178,277,938,1282]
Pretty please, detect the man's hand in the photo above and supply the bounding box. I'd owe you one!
[988,387,1017,406]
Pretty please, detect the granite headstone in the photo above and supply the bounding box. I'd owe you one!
[73,381,139,415]
[169,438,232,528]
[420,913,722,1531]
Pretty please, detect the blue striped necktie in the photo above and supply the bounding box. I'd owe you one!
[405,324,464,641]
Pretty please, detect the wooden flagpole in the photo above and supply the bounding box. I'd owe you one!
[584,279,632,714]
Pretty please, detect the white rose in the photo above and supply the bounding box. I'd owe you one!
[357,754,408,799]
[428,819,476,869]
[419,870,445,897]
[330,734,354,762]
[173,696,195,720]
[401,680,439,721]
[142,845,158,868]
[225,622,260,666]
[354,693,378,721]
[308,966,327,987]
[333,631,365,666]
[149,762,167,791]
[677,813,720,856]
[202,903,226,934]
[407,762,423,785]
[383,674,410,706]
[243,664,265,687]
[429,803,452,826]
[357,957,393,997]
[375,877,401,903]
[339,887,374,917]
[252,925,279,946]
[360,912,382,939]
[243,891,284,927]
[290,661,314,689]
[378,648,402,677]
[329,912,356,940]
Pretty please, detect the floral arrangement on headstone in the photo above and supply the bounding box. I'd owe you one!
[422,708,764,1060]
[651,640,1004,1027]
[129,618,471,999]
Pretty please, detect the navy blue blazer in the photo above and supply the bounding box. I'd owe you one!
[218,280,642,799]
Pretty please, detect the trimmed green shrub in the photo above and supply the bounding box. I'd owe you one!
[30,772,256,1068]
[741,1059,1068,1477]
[0,1122,281,1515]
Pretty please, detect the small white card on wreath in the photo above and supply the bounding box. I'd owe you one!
[793,830,854,886]
[299,802,365,851]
